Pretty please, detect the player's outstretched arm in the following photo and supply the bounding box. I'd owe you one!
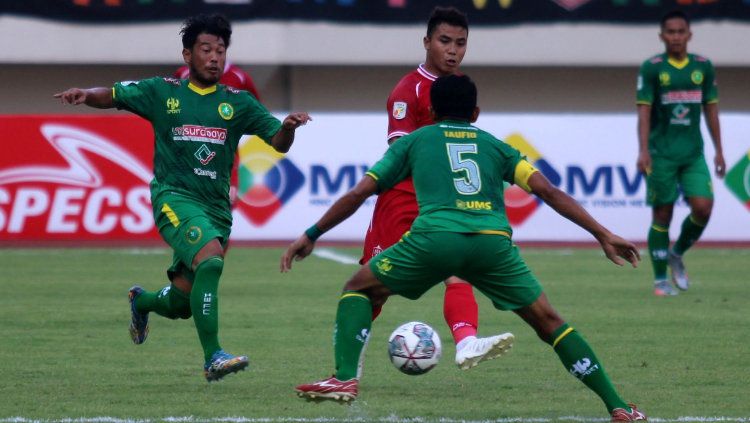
[280,175,377,272]
[270,112,312,153]
[53,87,114,109]
[528,172,640,268]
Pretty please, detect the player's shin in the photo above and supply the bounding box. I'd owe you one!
[191,257,224,361]
[443,282,478,344]
[673,214,706,255]
[137,285,191,319]
[551,323,628,413]
[334,291,372,381]
[648,223,670,280]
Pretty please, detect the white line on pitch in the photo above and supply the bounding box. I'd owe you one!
[313,248,360,265]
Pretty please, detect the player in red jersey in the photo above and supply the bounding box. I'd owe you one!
[361,6,514,370]
[175,62,261,206]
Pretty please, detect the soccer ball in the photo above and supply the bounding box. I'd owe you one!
[387,321,442,375]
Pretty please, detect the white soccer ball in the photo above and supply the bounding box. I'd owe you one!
[387,321,442,375]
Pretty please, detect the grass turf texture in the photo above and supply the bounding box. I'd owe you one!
[0,247,747,421]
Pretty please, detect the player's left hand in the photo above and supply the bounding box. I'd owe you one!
[280,234,315,272]
[599,233,640,268]
[282,112,312,130]
[715,153,726,178]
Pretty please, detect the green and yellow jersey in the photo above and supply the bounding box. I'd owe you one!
[112,77,282,220]
[366,120,537,237]
[637,53,718,163]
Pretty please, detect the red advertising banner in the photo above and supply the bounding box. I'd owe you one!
[1,115,160,242]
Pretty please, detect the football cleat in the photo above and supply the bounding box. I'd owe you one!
[668,250,689,291]
[455,332,514,370]
[128,285,150,345]
[611,403,647,422]
[653,279,679,297]
[204,350,249,382]
[295,375,358,402]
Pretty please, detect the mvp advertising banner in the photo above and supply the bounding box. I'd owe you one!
[2,0,749,25]
[2,113,749,244]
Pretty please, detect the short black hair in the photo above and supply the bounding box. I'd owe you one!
[426,6,469,37]
[660,9,690,29]
[430,74,477,121]
[180,13,232,50]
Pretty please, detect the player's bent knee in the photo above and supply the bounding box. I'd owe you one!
[194,256,224,279]
[167,284,192,320]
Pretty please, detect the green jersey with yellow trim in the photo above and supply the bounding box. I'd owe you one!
[113,76,282,217]
[637,53,718,163]
[367,120,530,236]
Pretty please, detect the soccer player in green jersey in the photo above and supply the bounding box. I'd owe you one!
[636,10,726,296]
[281,75,646,421]
[54,14,311,381]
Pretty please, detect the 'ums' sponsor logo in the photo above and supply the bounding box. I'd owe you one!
[235,136,305,226]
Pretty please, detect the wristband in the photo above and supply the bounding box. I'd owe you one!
[305,224,324,242]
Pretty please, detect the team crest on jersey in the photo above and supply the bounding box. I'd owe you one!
[691,70,704,85]
[166,98,181,114]
[392,101,407,120]
[218,103,234,120]
[659,72,671,86]
[185,226,203,245]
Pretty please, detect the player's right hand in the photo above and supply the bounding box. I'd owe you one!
[280,234,315,272]
[636,150,652,175]
[53,88,87,105]
[599,233,640,268]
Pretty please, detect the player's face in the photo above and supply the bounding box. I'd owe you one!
[183,33,226,88]
[660,18,691,58]
[424,23,468,77]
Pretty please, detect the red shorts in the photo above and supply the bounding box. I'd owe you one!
[360,179,418,264]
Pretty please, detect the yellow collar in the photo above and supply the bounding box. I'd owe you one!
[667,56,690,70]
[188,82,217,95]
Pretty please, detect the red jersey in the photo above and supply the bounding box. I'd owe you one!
[361,65,438,264]
[174,62,261,101]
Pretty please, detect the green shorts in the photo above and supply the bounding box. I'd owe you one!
[647,155,713,206]
[369,232,543,311]
[152,191,230,282]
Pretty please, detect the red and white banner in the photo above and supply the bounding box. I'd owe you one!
[1,115,159,242]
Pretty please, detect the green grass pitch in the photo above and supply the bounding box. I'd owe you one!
[0,246,748,422]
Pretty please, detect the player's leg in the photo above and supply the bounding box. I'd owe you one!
[444,276,514,370]
[669,157,715,290]
[650,204,679,295]
[514,294,644,419]
[128,272,193,344]
[297,232,450,402]
[646,158,680,296]
[295,265,391,402]
[468,235,644,420]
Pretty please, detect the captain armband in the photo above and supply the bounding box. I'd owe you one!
[513,160,538,193]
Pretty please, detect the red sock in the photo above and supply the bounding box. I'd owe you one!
[443,282,478,344]
[371,305,383,321]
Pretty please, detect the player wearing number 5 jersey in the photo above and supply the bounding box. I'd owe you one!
[362,6,513,371]
[283,75,646,421]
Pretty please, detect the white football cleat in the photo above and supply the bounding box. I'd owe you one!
[668,250,689,291]
[455,332,514,370]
